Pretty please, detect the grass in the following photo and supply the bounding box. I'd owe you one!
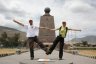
[65,49,96,59]
[78,50,96,56]
[0,48,16,55]
[0,48,28,57]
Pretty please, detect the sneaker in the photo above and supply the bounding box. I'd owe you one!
[69,62,74,64]
[31,57,34,60]
[46,51,51,55]
[44,48,48,53]
[59,58,62,60]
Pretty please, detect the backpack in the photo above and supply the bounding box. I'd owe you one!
[59,26,68,38]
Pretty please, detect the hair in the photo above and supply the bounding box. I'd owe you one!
[29,20,33,22]
[62,21,66,24]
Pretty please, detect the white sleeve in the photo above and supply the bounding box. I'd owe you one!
[34,26,39,30]
[24,25,28,29]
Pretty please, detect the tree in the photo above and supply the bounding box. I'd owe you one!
[9,33,20,47]
[0,32,8,47]
[0,32,25,48]
[1,32,7,39]
[82,41,88,47]
[73,43,81,47]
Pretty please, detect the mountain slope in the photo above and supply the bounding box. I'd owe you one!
[70,35,96,44]
[0,26,26,40]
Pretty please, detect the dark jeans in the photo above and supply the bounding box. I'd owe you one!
[27,36,46,58]
[49,36,64,58]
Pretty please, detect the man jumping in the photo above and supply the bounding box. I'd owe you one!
[46,21,81,60]
[13,19,49,60]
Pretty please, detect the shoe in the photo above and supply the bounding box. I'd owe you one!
[31,57,34,60]
[69,62,74,64]
[59,58,62,60]
[46,51,51,55]
[44,48,48,53]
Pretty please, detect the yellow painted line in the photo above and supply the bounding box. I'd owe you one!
[44,55,48,64]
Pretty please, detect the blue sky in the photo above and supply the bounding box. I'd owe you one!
[0,0,96,40]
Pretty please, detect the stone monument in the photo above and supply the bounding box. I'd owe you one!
[39,7,55,45]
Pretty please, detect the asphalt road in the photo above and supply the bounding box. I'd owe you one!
[0,49,96,64]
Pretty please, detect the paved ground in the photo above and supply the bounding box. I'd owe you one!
[0,49,96,64]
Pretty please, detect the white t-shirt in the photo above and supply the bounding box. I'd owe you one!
[24,25,39,37]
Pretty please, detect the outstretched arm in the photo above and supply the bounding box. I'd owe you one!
[68,28,81,31]
[49,27,60,31]
[45,28,60,31]
[39,26,59,31]
[13,20,24,26]
[39,27,51,30]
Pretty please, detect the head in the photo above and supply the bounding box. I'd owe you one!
[62,21,66,27]
[29,20,33,25]
[44,7,51,13]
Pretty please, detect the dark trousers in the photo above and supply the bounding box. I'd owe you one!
[27,36,46,58]
[49,36,64,58]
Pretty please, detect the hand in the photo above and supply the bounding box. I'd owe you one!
[50,29,55,31]
[79,30,82,31]
[76,30,81,31]
[13,19,17,22]
[71,29,81,31]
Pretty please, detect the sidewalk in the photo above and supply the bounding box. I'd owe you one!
[0,49,96,64]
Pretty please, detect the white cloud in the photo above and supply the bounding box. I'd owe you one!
[0,14,6,26]
[0,0,96,40]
